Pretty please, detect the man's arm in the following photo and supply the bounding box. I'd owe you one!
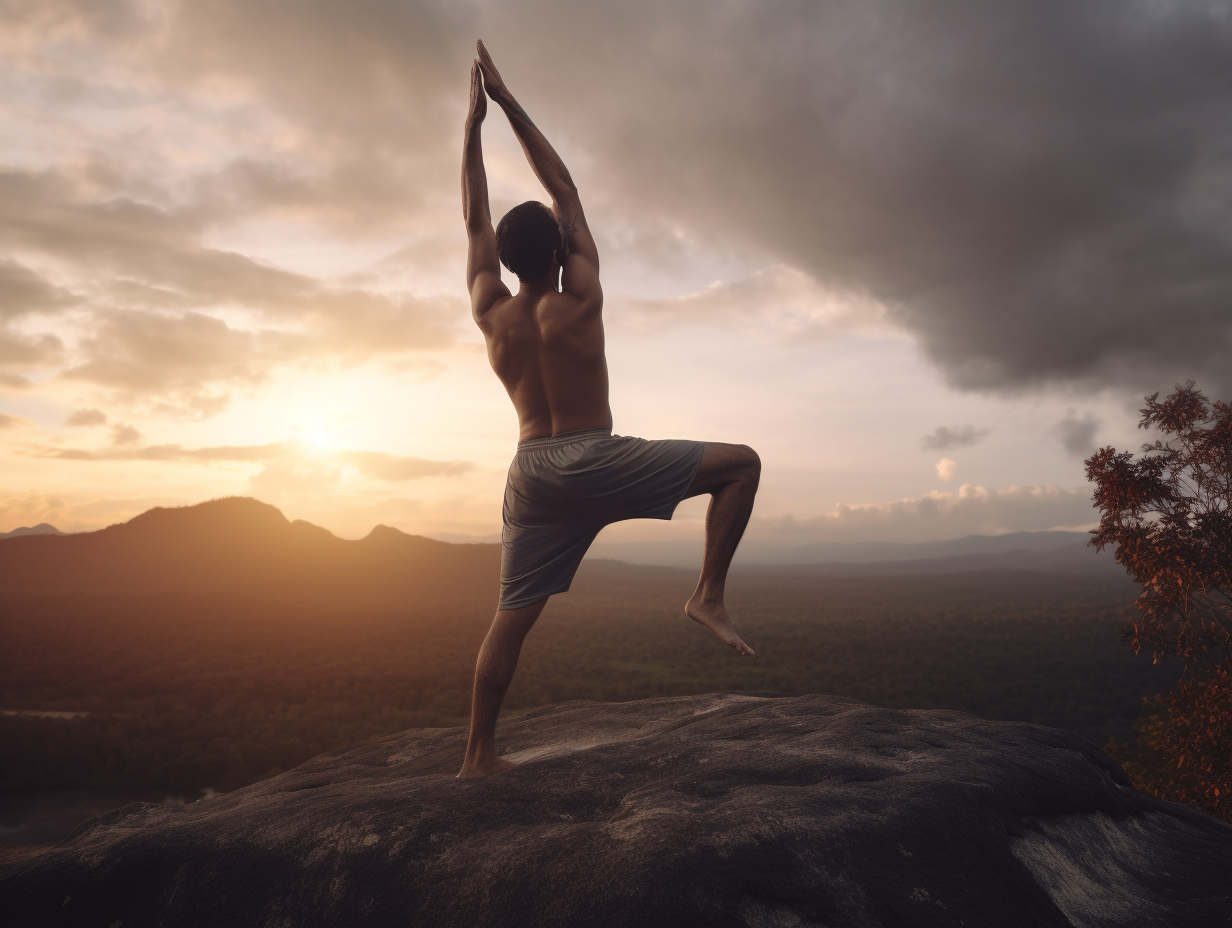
[476,41,600,310]
[462,60,510,319]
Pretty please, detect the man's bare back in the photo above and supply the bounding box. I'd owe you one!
[464,43,611,442]
[458,41,760,778]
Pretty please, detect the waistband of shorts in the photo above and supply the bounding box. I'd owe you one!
[517,428,613,451]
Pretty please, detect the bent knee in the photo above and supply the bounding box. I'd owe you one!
[736,444,761,478]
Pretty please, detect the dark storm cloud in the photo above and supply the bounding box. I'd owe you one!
[212,0,1232,392]
[920,425,990,451]
[463,0,1232,393]
[6,0,1232,397]
[1053,412,1101,457]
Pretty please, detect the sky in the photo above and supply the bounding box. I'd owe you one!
[1,0,1230,557]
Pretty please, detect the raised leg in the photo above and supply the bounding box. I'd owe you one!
[457,598,548,777]
[682,442,760,656]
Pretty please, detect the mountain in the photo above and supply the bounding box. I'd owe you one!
[738,539,1121,577]
[0,498,1117,603]
[589,529,1118,572]
[3,694,1229,927]
[756,529,1103,563]
[0,523,66,540]
[0,497,500,602]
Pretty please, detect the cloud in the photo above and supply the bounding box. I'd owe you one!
[66,408,106,426]
[935,458,957,482]
[340,451,474,481]
[63,311,270,395]
[0,259,76,320]
[623,265,886,337]
[0,374,32,390]
[249,459,342,497]
[33,439,474,481]
[109,422,141,445]
[0,413,23,429]
[754,483,1098,545]
[0,489,181,535]
[0,260,70,367]
[0,164,461,411]
[921,424,990,451]
[38,441,292,462]
[1053,411,1101,457]
[5,0,1232,407]
[539,1,1232,393]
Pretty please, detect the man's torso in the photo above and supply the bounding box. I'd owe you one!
[478,288,612,442]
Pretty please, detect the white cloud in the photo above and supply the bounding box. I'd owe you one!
[935,457,957,482]
[778,483,1098,544]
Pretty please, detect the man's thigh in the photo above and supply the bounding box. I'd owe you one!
[684,442,760,498]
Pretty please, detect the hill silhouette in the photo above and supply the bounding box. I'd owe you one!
[0,497,499,602]
[0,523,66,540]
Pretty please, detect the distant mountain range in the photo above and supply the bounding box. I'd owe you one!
[0,497,500,601]
[589,530,1120,574]
[0,523,66,540]
[0,498,1123,600]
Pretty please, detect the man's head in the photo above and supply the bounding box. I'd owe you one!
[496,201,564,282]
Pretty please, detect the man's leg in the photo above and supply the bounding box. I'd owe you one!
[458,598,548,778]
[682,442,761,656]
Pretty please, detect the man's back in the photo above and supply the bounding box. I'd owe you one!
[461,44,608,441]
[477,283,611,441]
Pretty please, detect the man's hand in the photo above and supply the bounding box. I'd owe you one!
[476,40,511,106]
[468,59,487,124]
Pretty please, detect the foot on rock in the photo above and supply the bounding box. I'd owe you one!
[457,755,518,778]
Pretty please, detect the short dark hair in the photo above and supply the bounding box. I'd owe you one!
[495,201,563,282]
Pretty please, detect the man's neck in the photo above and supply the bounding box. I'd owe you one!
[517,273,558,296]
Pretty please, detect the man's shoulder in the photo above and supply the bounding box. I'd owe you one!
[536,287,602,321]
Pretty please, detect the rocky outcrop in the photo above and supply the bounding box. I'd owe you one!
[3,694,1230,927]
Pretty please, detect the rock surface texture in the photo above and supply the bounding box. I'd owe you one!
[3,694,1231,928]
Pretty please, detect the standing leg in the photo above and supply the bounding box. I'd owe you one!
[457,598,548,777]
[682,442,761,656]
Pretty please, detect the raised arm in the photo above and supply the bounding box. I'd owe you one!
[476,41,600,308]
[462,60,510,318]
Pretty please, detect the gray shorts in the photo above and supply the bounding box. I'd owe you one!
[499,428,705,610]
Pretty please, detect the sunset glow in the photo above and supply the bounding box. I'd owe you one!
[2,1,1229,552]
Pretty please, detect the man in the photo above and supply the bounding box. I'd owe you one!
[458,41,761,777]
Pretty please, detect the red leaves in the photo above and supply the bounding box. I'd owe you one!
[1089,383,1232,821]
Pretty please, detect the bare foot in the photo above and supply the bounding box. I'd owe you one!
[684,597,755,656]
[456,755,517,778]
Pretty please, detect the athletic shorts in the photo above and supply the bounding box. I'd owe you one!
[499,428,706,610]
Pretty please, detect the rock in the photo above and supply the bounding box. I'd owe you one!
[3,694,1230,927]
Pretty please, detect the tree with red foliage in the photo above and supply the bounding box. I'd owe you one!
[1086,382,1232,820]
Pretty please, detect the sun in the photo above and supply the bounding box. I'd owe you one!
[306,428,340,452]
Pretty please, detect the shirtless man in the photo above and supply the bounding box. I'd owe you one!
[458,41,761,777]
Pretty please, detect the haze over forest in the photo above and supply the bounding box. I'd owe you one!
[3,1,1231,547]
[1,499,1165,847]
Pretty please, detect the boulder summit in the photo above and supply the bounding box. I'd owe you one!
[3,694,1230,927]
